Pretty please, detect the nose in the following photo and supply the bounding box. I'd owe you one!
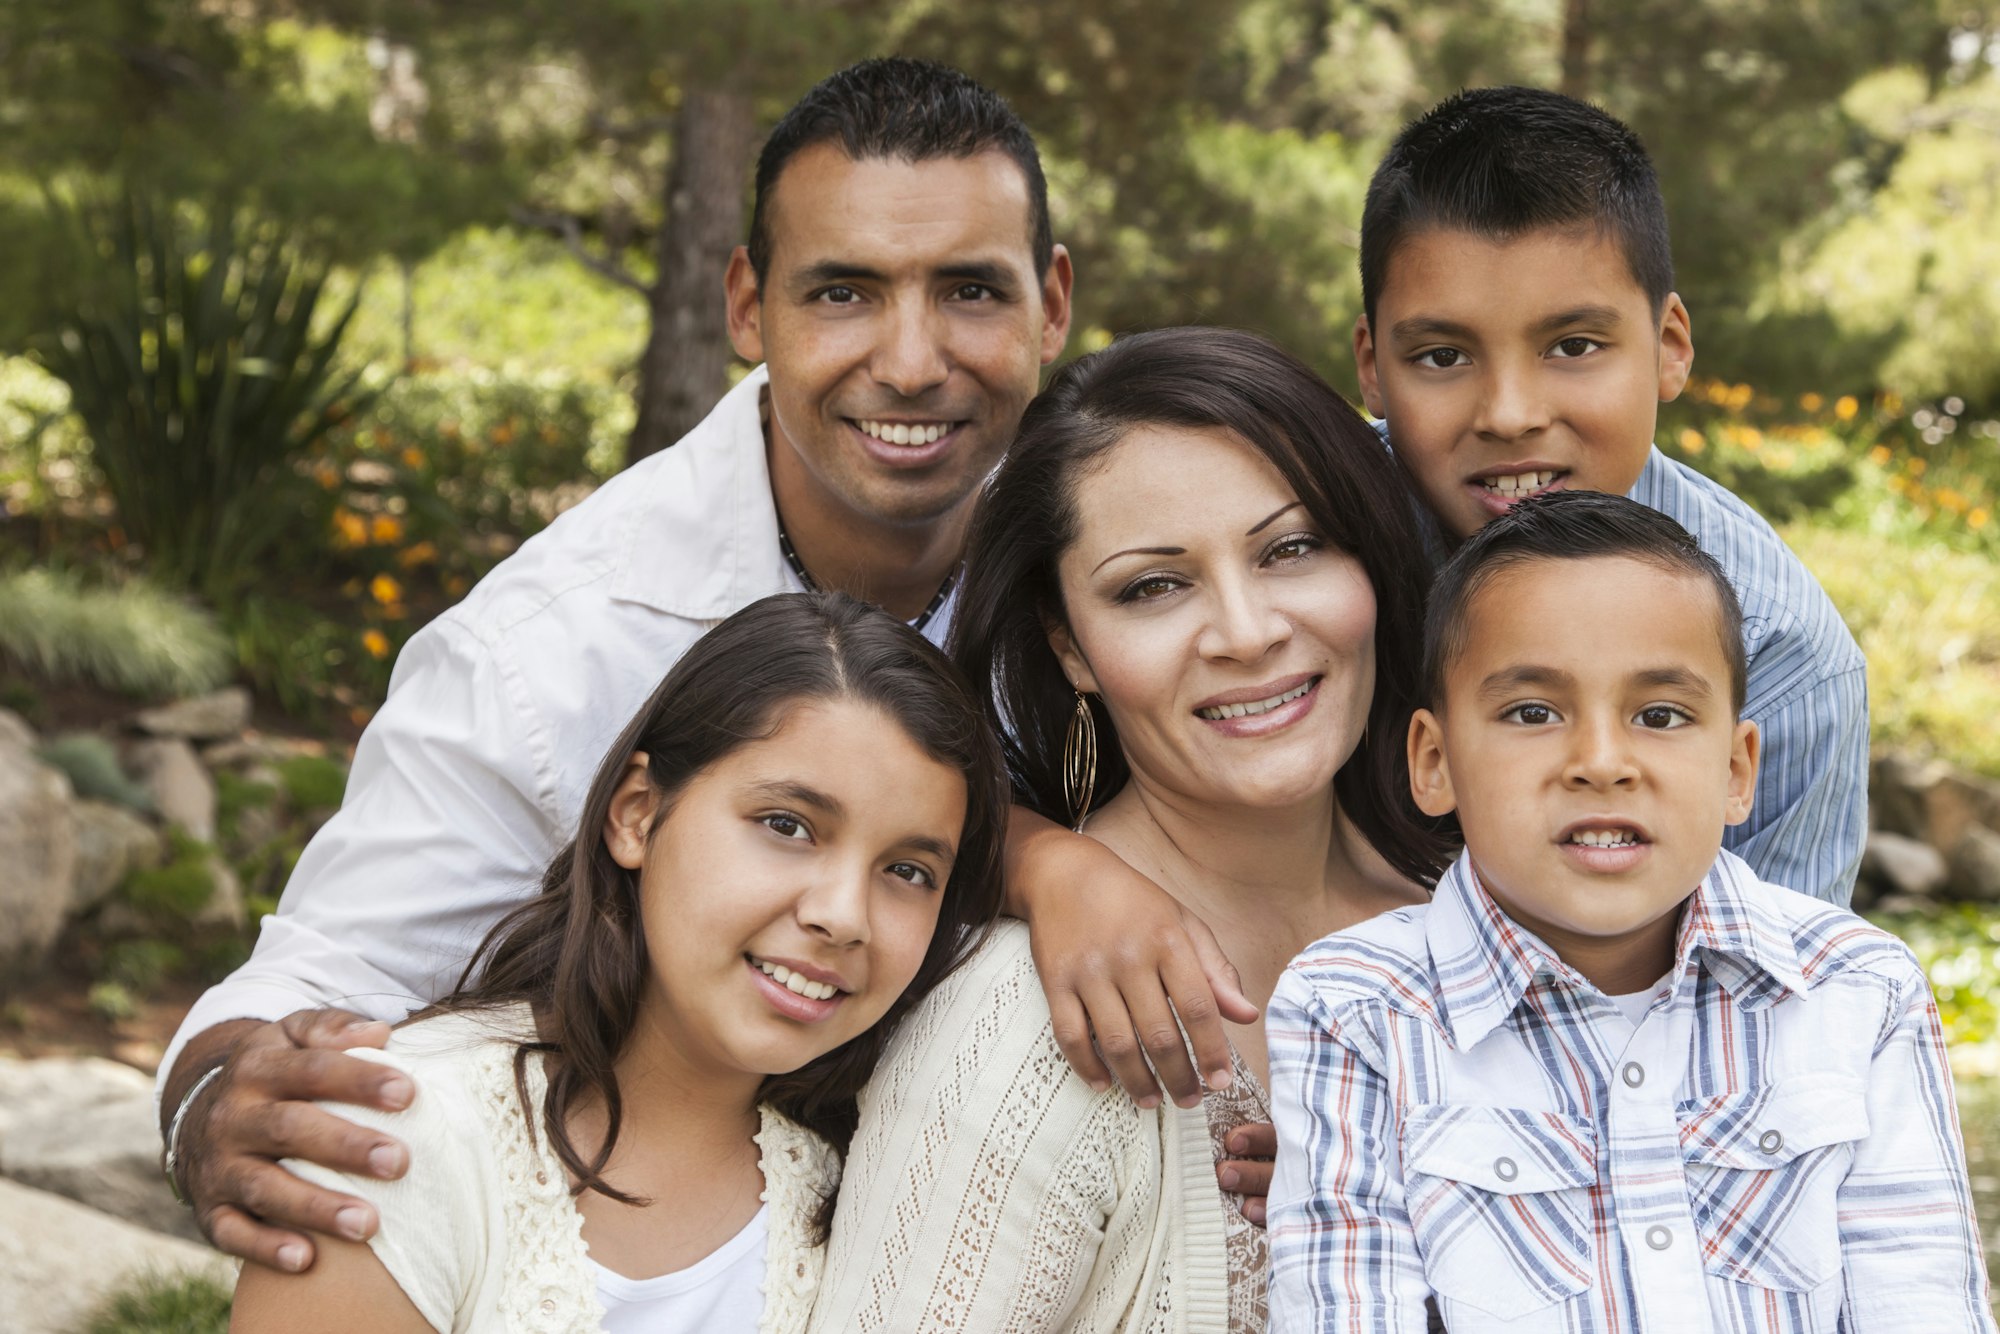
[1196,571,1291,666]
[872,297,950,399]
[1562,711,1639,790]
[796,862,872,949]
[1473,358,1552,442]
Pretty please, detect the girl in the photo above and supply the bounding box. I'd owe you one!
[231,592,1008,1332]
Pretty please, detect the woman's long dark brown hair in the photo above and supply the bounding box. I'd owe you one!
[949,326,1458,885]
[437,592,1009,1236]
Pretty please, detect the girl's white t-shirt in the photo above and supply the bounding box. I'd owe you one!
[592,1206,769,1334]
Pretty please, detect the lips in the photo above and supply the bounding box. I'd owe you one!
[1195,676,1319,721]
[1556,819,1652,872]
[1466,464,1569,514]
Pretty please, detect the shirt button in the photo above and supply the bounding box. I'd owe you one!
[541,1299,556,1313]
[1494,1156,1519,1183]
[1621,1062,1645,1088]
[1759,1129,1785,1154]
[1646,1225,1673,1251]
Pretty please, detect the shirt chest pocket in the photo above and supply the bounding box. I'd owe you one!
[1678,1075,1868,1293]
[1401,1104,1598,1321]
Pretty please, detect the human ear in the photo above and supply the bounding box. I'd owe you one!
[601,753,657,870]
[725,246,765,364]
[1353,314,1387,419]
[1038,245,1075,365]
[1655,293,1694,404]
[1043,616,1100,696]
[1407,708,1458,818]
[1723,719,1759,827]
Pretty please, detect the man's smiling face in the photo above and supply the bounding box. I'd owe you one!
[729,143,1072,531]
[1354,225,1693,543]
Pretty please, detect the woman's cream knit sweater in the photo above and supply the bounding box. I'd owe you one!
[808,921,1232,1332]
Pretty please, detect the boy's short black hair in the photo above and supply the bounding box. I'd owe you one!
[748,58,1053,284]
[1360,86,1674,325]
[1422,491,1746,715]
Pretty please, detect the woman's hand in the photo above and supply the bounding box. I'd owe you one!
[1005,807,1257,1107]
[1218,1121,1277,1225]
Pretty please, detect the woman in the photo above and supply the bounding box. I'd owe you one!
[231,592,1009,1332]
[807,328,1456,1332]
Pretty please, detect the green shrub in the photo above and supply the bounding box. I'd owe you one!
[0,568,232,699]
[101,939,186,994]
[86,981,139,1023]
[79,1269,232,1334]
[123,832,217,919]
[214,769,277,842]
[276,753,346,811]
[36,732,154,811]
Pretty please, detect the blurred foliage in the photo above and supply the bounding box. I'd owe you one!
[36,732,154,812]
[276,753,347,811]
[79,1270,232,1334]
[0,567,232,699]
[123,829,218,919]
[1873,905,2000,1058]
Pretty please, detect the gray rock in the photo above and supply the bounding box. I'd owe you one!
[133,686,252,742]
[0,707,36,751]
[0,739,77,981]
[200,736,288,772]
[70,799,166,914]
[194,857,246,930]
[0,1177,234,1333]
[1871,753,2000,857]
[129,738,217,842]
[1860,829,1950,901]
[0,1055,200,1242]
[1949,825,2000,904]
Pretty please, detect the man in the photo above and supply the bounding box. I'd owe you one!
[160,58,1254,1274]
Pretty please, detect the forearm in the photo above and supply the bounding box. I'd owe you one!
[161,1019,263,1141]
[1001,803,1069,919]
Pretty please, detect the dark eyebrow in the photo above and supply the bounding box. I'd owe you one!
[937,260,1020,288]
[1092,545,1185,575]
[1532,304,1625,335]
[747,780,845,817]
[790,261,888,290]
[899,834,959,866]
[1632,666,1715,697]
[1477,665,1574,698]
[1247,502,1304,536]
[1388,315,1476,345]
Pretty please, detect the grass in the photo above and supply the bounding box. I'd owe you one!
[78,1271,232,1334]
[0,568,233,700]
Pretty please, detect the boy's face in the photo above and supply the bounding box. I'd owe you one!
[1355,226,1694,543]
[1408,555,1758,993]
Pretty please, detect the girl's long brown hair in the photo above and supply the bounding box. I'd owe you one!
[436,592,1009,1237]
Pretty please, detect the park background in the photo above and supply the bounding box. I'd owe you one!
[0,1,1997,1327]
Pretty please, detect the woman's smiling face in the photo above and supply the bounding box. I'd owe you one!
[1049,424,1378,814]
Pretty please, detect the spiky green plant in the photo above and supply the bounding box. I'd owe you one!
[35,192,373,599]
[36,732,155,811]
[80,1269,232,1333]
[0,568,231,698]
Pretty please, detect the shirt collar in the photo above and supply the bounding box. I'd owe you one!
[1424,847,1807,1050]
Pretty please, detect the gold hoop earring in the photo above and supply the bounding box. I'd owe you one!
[1063,691,1099,831]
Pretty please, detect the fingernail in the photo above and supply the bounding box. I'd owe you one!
[1085,1077,1111,1095]
[336,1205,369,1241]
[368,1144,404,1177]
[1228,1132,1247,1153]
[1137,1095,1160,1110]
[1247,1202,1266,1225]
[278,1243,308,1272]
[379,1077,413,1109]
[1220,1167,1241,1189]
[1175,1092,1203,1110]
[1209,1068,1234,1090]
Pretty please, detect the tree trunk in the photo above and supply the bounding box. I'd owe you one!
[1559,0,1593,100]
[625,87,759,467]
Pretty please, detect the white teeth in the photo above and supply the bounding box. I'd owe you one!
[1480,469,1557,495]
[754,958,839,1001]
[1197,679,1314,721]
[1569,829,1639,847]
[858,420,950,445]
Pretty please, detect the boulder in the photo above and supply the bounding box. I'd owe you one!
[133,687,252,742]
[129,738,217,842]
[0,1177,234,1334]
[1949,825,2000,904]
[1871,753,2000,857]
[0,707,36,751]
[200,736,289,772]
[194,857,247,930]
[0,738,77,981]
[1859,829,1951,901]
[70,799,166,914]
[0,1055,198,1242]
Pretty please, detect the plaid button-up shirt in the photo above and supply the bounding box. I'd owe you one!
[1266,849,1993,1333]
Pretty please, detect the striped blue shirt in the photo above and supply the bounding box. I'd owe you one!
[1266,849,1992,1334]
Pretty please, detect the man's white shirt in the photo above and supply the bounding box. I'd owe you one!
[158,365,957,1105]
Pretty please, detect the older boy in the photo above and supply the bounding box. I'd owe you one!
[1266,492,1990,1333]
[1353,86,1867,905]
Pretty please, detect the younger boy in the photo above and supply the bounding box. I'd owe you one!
[1265,492,1991,1333]
[1353,86,1868,905]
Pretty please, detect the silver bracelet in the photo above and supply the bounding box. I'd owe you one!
[162,1063,227,1208]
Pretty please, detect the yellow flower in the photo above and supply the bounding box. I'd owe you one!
[370,514,405,545]
[397,540,439,569]
[1908,458,1928,477]
[1970,508,1990,531]
[362,629,391,659]
[1937,488,1967,514]
[1678,427,1706,455]
[313,461,341,491]
[1726,383,1754,412]
[1868,445,1892,467]
[401,447,425,471]
[331,509,368,548]
[1834,395,1859,422]
[1881,391,1903,416]
[369,574,403,606]
[1799,392,1824,413]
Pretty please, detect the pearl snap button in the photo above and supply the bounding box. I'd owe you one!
[1646,1225,1673,1251]
[1494,1156,1519,1183]
[540,1299,556,1313]
[1759,1129,1784,1154]
[1621,1062,1645,1088]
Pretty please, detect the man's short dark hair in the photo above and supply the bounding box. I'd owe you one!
[748,57,1053,284]
[1360,86,1674,325]
[1422,490,1746,715]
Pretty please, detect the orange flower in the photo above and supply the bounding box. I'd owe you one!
[370,514,405,544]
[362,629,391,659]
[1726,383,1754,412]
[369,574,403,605]
[1909,458,1928,477]
[445,575,469,597]
[1868,445,1892,467]
[401,447,425,471]
[1678,427,1706,455]
[1970,508,1990,531]
[332,509,368,547]
[490,420,517,446]
[396,541,439,568]
[1798,392,1824,413]
[1834,395,1859,422]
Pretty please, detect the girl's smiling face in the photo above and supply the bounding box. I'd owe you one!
[603,696,967,1090]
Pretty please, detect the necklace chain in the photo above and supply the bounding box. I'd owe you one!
[776,522,960,635]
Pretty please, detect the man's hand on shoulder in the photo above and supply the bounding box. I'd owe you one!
[163,1008,414,1272]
